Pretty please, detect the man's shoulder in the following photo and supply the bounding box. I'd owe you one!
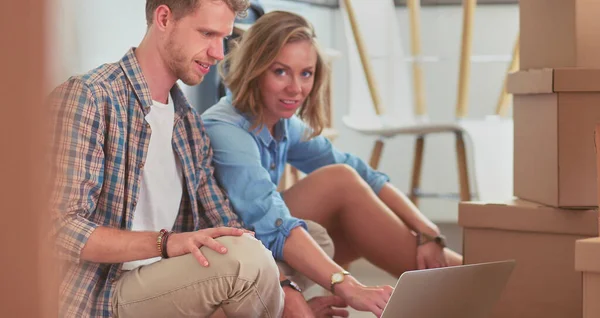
[53,61,125,99]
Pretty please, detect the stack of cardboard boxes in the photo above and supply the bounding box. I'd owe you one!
[459,1,600,317]
[574,126,600,318]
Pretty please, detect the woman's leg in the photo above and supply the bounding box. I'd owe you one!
[282,164,417,276]
[282,164,459,277]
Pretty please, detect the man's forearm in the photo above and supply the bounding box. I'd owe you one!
[80,227,160,263]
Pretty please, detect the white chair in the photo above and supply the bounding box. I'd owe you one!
[340,0,517,205]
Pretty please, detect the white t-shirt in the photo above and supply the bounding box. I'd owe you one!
[122,94,184,271]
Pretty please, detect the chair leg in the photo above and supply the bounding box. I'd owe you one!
[455,132,471,201]
[369,140,385,169]
[409,136,425,206]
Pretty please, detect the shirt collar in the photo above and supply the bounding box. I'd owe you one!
[120,47,191,120]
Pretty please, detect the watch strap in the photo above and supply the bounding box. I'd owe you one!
[416,232,447,248]
[280,279,302,293]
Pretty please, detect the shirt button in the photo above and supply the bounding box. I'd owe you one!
[275,218,283,227]
[146,123,151,129]
[270,163,276,170]
[138,162,144,169]
[132,200,137,207]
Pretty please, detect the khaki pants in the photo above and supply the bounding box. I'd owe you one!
[112,221,333,318]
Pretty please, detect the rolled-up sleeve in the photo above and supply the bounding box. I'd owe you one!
[48,78,103,263]
[203,121,306,260]
[287,116,390,194]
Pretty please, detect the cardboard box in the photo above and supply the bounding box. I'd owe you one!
[520,0,600,70]
[575,237,600,318]
[459,199,598,318]
[507,68,600,208]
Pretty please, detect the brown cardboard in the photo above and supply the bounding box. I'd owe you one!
[520,0,600,70]
[596,124,600,215]
[459,200,598,318]
[508,69,600,207]
[575,238,600,318]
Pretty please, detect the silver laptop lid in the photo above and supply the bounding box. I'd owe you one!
[381,260,515,318]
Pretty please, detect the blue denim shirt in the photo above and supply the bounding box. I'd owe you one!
[202,97,390,260]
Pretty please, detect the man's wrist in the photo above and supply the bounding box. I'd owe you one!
[281,279,302,293]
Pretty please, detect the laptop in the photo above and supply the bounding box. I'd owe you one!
[381,260,515,318]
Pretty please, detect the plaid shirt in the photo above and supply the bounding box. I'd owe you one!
[48,48,243,317]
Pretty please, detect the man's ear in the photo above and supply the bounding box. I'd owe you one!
[153,4,172,31]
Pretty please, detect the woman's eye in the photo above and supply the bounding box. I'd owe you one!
[302,71,313,78]
[274,68,286,76]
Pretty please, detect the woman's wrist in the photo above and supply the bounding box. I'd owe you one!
[416,221,440,237]
[333,275,362,298]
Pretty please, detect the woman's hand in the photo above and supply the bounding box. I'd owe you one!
[334,277,393,317]
[416,242,448,269]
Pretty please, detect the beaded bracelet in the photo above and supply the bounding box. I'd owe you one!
[161,231,173,259]
[157,229,171,258]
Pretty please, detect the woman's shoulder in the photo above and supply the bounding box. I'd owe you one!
[201,96,250,130]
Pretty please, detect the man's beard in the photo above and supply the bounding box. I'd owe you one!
[164,41,204,86]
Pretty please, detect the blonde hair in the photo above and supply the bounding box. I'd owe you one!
[221,10,329,139]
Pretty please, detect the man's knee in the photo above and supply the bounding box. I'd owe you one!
[209,234,280,280]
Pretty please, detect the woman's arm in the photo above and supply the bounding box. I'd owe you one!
[286,116,389,196]
[202,120,306,260]
[283,226,393,316]
[378,183,440,236]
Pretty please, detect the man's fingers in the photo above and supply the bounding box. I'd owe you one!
[325,308,349,317]
[208,227,245,238]
[189,242,209,267]
[201,236,228,254]
[242,229,255,237]
[319,295,347,308]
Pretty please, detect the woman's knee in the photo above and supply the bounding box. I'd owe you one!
[316,164,364,188]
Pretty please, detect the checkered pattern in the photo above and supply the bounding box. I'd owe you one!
[48,48,242,317]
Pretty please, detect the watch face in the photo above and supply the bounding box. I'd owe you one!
[332,273,344,283]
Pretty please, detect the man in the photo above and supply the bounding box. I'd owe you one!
[48,1,285,317]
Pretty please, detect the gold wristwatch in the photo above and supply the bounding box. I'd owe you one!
[330,270,350,293]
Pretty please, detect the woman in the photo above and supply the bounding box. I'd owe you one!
[202,10,462,316]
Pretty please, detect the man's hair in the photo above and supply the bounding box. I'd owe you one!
[220,10,329,139]
[145,0,249,26]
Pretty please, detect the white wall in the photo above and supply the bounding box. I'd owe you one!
[48,0,519,223]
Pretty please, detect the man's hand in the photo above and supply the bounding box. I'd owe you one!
[166,227,253,266]
[281,286,315,318]
[307,295,349,317]
[416,242,448,269]
[334,276,393,317]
